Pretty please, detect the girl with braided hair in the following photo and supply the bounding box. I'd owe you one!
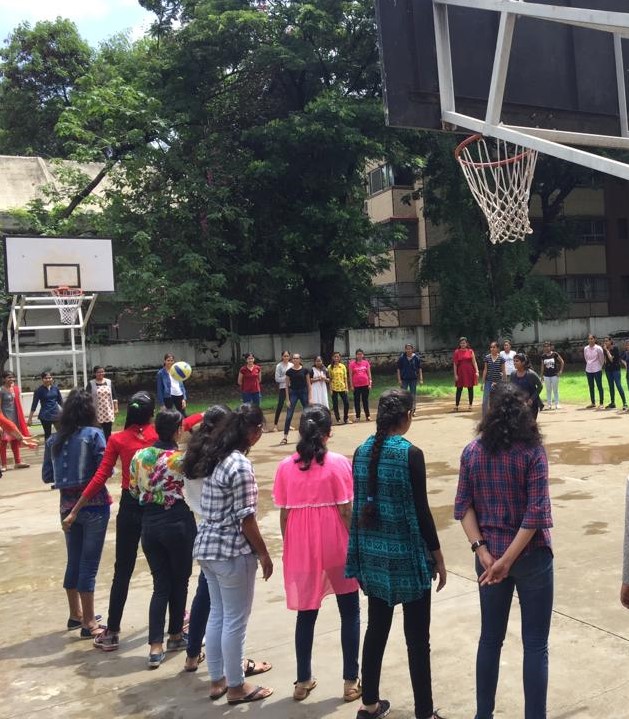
[273,404,361,703]
[346,389,447,719]
[455,382,553,719]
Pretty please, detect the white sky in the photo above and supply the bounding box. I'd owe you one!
[0,0,153,46]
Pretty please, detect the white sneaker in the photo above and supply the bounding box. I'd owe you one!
[555,404,561,410]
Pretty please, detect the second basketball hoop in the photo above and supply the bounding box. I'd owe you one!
[455,134,538,245]
[51,286,84,325]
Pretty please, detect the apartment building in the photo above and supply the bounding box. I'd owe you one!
[365,161,629,326]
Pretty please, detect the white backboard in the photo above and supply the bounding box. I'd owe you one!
[4,236,115,293]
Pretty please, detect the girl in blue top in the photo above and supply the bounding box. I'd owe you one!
[28,371,63,439]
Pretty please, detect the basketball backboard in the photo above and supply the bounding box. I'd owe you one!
[3,236,115,294]
[375,0,629,179]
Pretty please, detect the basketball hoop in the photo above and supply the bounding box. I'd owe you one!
[455,134,538,244]
[51,286,84,325]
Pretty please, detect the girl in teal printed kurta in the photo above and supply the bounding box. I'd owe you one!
[346,389,447,719]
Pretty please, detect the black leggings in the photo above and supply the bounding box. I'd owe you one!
[273,389,287,426]
[40,420,58,440]
[107,490,143,633]
[586,370,604,405]
[101,422,113,441]
[353,386,370,419]
[164,395,187,416]
[455,387,474,407]
[362,593,434,719]
[332,391,350,422]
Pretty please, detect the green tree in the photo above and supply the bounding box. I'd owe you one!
[0,18,92,156]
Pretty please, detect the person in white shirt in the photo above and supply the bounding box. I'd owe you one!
[273,351,293,431]
[584,334,605,409]
[500,340,516,377]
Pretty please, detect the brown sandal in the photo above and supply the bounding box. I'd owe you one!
[293,678,317,701]
[280,437,288,445]
[343,679,362,702]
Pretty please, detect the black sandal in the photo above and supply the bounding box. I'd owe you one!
[356,699,391,719]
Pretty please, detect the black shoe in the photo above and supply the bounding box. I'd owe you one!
[606,403,616,409]
[356,700,390,719]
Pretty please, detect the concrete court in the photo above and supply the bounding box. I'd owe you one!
[2,400,629,719]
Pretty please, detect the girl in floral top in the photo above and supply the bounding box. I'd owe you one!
[130,409,196,669]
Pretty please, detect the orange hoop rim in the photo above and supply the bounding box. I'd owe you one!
[454,134,535,168]
[51,285,83,297]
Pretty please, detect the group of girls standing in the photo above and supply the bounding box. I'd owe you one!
[47,374,552,718]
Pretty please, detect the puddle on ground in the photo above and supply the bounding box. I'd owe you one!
[554,490,594,501]
[546,441,629,466]
[549,477,566,485]
[430,504,455,531]
[428,488,443,495]
[583,521,609,535]
[426,461,458,476]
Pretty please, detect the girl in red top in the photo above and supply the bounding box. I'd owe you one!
[62,392,202,651]
[348,349,372,421]
[238,353,262,406]
[453,337,480,412]
[0,371,31,469]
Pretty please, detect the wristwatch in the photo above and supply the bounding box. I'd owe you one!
[471,539,487,553]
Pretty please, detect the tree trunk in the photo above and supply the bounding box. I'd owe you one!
[319,325,337,364]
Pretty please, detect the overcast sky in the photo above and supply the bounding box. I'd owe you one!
[0,0,153,47]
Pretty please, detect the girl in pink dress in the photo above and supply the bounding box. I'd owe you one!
[273,404,361,703]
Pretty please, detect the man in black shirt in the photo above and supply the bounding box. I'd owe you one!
[281,354,311,444]
[603,336,627,410]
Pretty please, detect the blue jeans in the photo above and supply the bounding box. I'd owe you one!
[481,380,496,417]
[200,553,258,686]
[605,369,626,406]
[475,547,553,719]
[295,590,360,682]
[401,379,418,408]
[63,507,110,593]
[187,570,210,659]
[241,391,261,405]
[284,389,309,435]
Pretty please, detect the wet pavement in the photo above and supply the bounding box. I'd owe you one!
[3,401,629,718]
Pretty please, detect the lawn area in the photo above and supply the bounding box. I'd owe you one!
[114,368,612,428]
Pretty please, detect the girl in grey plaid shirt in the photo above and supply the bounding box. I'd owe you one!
[187,404,274,705]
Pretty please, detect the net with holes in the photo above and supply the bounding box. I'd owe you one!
[455,135,539,244]
[51,286,84,325]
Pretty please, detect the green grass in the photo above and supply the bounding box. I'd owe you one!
[114,368,604,428]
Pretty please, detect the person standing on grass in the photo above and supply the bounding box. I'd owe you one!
[310,356,330,408]
[273,350,293,431]
[481,341,506,418]
[455,383,553,719]
[621,340,629,396]
[28,371,63,440]
[349,349,372,422]
[328,352,351,425]
[0,371,31,470]
[539,342,564,411]
[130,409,197,669]
[397,343,423,415]
[453,337,479,411]
[46,389,109,640]
[192,404,274,705]
[157,353,187,415]
[62,393,203,652]
[282,354,311,445]
[584,334,605,409]
[603,336,627,410]
[500,340,517,377]
[238,353,262,406]
[273,405,361,703]
[346,389,447,719]
[88,366,119,441]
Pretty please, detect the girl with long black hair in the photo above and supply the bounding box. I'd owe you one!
[191,404,274,704]
[273,404,361,702]
[45,388,109,638]
[346,389,446,719]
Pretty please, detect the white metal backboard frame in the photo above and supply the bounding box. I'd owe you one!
[4,236,115,293]
[432,0,629,179]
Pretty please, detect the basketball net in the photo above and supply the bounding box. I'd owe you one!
[455,134,538,244]
[51,286,84,325]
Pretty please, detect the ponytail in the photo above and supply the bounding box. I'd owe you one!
[359,388,413,529]
[295,404,331,471]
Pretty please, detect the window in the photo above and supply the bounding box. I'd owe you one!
[371,282,421,311]
[556,276,609,301]
[567,217,606,244]
[367,164,394,195]
[389,219,419,250]
[618,218,628,241]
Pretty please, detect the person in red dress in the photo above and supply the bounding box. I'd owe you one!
[453,337,480,412]
[238,353,262,406]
